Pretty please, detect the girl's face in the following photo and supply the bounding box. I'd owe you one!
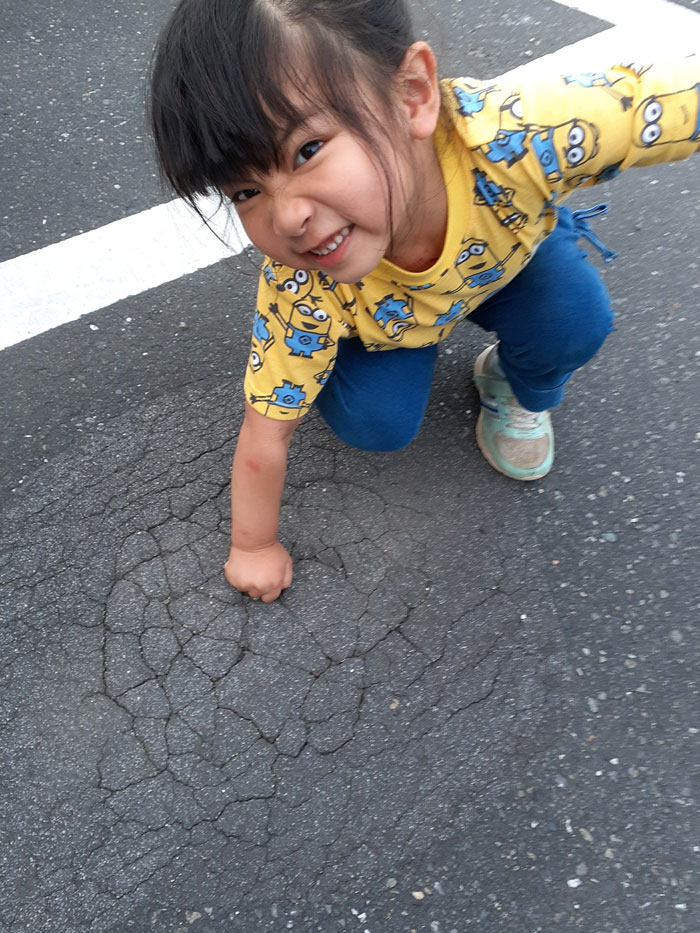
[223,111,419,284]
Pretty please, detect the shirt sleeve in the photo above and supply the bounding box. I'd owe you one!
[243,261,348,421]
[453,58,699,199]
[517,58,700,193]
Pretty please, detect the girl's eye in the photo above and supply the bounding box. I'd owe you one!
[231,188,259,204]
[295,140,323,167]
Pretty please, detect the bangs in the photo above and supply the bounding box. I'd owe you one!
[149,0,407,204]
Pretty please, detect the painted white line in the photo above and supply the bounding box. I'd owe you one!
[0,1,697,351]
[504,23,699,81]
[515,0,700,76]
[0,196,249,350]
[553,0,699,28]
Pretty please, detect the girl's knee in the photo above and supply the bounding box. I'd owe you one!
[321,409,421,452]
[521,287,614,371]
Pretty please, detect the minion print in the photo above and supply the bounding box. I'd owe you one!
[398,281,434,291]
[314,353,338,387]
[252,310,273,349]
[277,268,315,298]
[453,239,521,290]
[269,301,336,359]
[562,71,634,109]
[480,128,529,167]
[318,271,358,310]
[248,310,274,373]
[564,72,613,89]
[633,85,700,148]
[434,299,466,326]
[249,348,263,373]
[317,271,340,297]
[454,83,498,118]
[249,380,308,417]
[530,118,599,184]
[263,263,276,286]
[564,160,623,190]
[473,169,528,230]
[373,294,415,339]
[498,93,526,132]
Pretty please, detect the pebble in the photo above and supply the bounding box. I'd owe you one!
[670,630,683,644]
[386,878,397,889]
[567,878,583,888]
[587,698,599,713]
[411,891,425,901]
[601,532,618,542]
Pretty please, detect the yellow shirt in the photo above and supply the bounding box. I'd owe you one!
[245,60,699,420]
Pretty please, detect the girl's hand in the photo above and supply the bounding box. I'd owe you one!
[224,541,293,602]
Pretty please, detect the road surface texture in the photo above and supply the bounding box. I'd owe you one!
[1,0,699,930]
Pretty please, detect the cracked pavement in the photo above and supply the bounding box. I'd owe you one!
[1,370,569,930]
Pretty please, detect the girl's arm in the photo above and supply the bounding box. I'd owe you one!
[224,402,300,602]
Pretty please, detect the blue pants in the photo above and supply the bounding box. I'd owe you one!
[315,206,615,452]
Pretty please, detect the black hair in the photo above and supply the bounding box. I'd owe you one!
[149,0,416,206]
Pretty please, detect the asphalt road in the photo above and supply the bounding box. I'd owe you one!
[1,1,699,931]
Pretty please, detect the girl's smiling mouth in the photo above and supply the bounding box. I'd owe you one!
[309,225,352,256]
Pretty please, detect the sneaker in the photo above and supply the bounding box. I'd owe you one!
[472,344,554,481]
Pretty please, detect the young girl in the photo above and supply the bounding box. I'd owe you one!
[149,0,699,602]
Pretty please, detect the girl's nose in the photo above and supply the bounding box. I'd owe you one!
[271,189,312,239]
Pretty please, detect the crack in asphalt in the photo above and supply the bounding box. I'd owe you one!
[0,387,571,930]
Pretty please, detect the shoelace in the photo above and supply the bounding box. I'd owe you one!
[504,400,542,431]
[484,392,542,431]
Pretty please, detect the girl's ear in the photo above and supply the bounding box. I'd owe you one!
[395,42,441,140]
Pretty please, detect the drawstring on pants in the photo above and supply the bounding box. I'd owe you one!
[571,203,619,264]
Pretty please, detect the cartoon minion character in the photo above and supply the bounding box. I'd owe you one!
[277,302,336,359]
[248,310,274,372]
[277,269,311,296]
[564,72,613,89]
[373,294,415,339]
[454,238,520,289]
[633,85,700,148]
[473,169,528,229]
[249,346,264,373]
[453,82,498,119]
[498,92,526,132]
[530,118,599,184]
[250,380,308,416]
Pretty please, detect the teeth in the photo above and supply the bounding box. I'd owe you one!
[311,226,350,256]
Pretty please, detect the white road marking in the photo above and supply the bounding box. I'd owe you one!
[0,1,698,350]
[553,0,698,26]
[514,0,699,77]
[0,197,249,350]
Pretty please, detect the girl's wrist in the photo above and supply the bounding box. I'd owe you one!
[230,536,279,555]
